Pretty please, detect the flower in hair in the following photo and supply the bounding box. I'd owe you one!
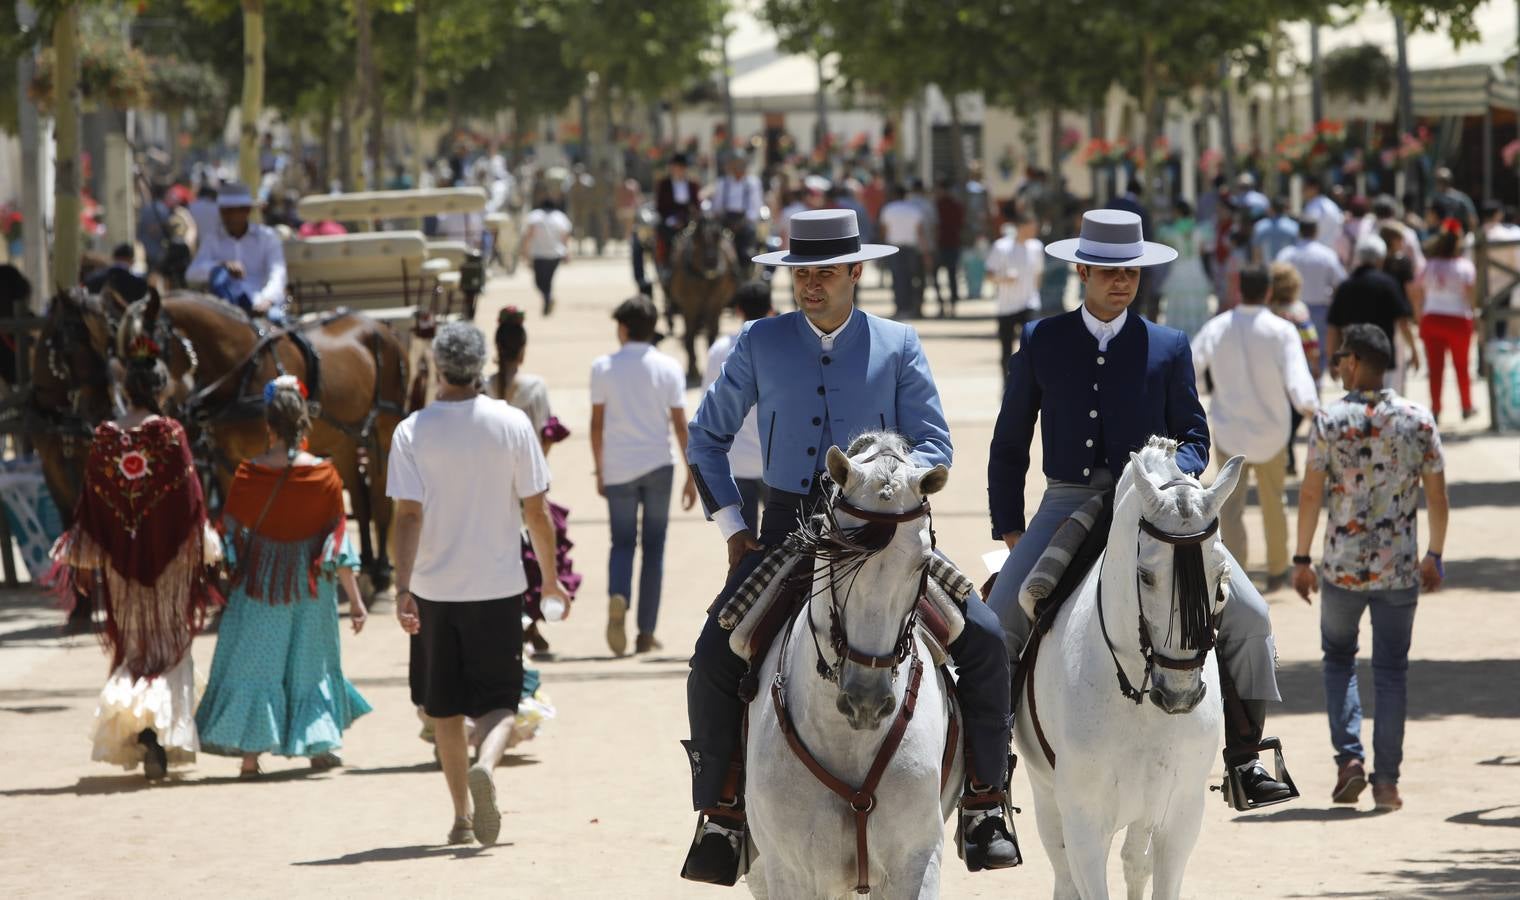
[1441,217,1463,236]
[126,335,161,362]
[263,374,308,404]
[499,306,525,325]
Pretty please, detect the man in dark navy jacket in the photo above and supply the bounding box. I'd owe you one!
[987,209,1296,809]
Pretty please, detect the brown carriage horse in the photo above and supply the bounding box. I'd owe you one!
[31,288,408,593]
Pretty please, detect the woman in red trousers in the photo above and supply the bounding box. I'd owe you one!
[1418,218,1478,420]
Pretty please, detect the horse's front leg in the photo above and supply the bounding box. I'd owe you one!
[1147,795,1205,900]
[1056,801,1115,900]
[1120,824,1154,900]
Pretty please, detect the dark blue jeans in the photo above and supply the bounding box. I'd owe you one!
[1321,582,1418,784]
[208,264,285,323]
[889,245,924,317]
[605,465,674,636]
[684,487,1012,810]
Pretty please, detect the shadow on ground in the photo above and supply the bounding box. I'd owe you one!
[0,767,336,797]
[292,844,506,866]
[1290,849,1520,897]
[1273,657,1520,719]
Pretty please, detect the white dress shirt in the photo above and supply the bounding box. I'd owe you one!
[1276,239,1347,308]
[717,175,762,222]
[186,221,288,310]
[1191,305,1319,463]
[985,234,1044,315]
[711,312,853,540]
[1080,305,1127,351]
[1303,195,1344,250]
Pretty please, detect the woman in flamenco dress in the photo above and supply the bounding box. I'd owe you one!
[51,337,221,780]
[194,376,371,778]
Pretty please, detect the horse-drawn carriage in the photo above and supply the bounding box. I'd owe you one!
[19,188,497,599]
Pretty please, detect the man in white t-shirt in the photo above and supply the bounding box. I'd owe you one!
[878,183,929,317]
[700,282,774,533]
[591,296,698,656]
[1191,263,1319,591]
[388,321,566,849]
[1301,179,1345,252]
[985,210,1044,384]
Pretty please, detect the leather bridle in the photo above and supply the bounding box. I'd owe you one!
[1097,479,1225,705]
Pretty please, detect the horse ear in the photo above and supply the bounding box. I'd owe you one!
[1128,452,1165,513]
[143,287,161,329]
[1206,455,1246,515]
[914,464,949,496]
[826,445,853,490]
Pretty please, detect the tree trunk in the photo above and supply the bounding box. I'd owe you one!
[411,0,429,185]
[52,5,81,292]
[1139,33,1159,208]
[947,98,966,185]
[353,0,374,190]
[1048,106,1062,180]
[1393,13,1417,205]
[1265,20,1281,196]
[238,0,265,202]
[1218,56,1237,181]
[338,90,353,191]
[1309,23,1324,126]
[319,98,335,191]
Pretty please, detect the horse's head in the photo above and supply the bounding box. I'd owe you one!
[32,289,118,514]
[1121,438,1243,715]
[818,431,948,730]
[691,217,730,277]
[115,289,195,413]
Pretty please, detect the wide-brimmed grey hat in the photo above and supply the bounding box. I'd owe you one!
[216,182,256,209]
[1045,209,1178,268]
[753,209,897,267]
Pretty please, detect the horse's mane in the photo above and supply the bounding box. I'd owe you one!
[844,431,914,499]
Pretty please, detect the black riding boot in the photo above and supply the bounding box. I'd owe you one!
[1221,667,1296,809]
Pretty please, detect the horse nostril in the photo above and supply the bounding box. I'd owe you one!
[875,695,896,720]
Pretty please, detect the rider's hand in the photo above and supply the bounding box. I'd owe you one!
[395,590,421,635]
[727,530,762,574]
[1292,563,1318,604]
[223,261,246,279]
[251,296,271,314]
[1002,531,1022,551]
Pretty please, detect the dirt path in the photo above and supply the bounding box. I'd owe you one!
[3,253,1516,898]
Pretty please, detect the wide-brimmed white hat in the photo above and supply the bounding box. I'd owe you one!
[1045,209,1177,268]
[753,209,898,267]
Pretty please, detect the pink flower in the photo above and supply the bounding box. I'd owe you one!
[118,450,149,480]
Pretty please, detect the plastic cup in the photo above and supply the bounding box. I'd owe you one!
[540,595,568,622]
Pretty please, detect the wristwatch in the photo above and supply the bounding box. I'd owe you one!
[1292,555,1312,567]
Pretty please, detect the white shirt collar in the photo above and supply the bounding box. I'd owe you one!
[804,310,853,349]
[1080,305,1128,351]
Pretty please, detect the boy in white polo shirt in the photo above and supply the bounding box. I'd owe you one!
[590,296,698,655]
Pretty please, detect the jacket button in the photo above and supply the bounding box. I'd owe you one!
[812,417,821,426]
[806,447,816,456]
[801,478,809,487]
[822,355,832,365]
[817,386,825,395]
[1093,383,1099,391]
[1086,439,1094,448]
[1097,356,1105,365]
[1089,409,1098,418]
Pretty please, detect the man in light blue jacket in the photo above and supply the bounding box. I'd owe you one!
[680,209,1018,884]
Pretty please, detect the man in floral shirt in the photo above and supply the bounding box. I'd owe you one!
[1293,323,1448,814]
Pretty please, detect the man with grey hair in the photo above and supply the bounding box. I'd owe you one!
[1328,234,1416,392]
[388,321,567,847]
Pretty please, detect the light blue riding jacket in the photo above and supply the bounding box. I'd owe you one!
[687,307,952,516]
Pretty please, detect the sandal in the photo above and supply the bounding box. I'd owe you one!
[446,816,476,845]
[238,763,262,781]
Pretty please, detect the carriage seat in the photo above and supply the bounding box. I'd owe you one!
[425,240,470,267]
[284,232,435,315]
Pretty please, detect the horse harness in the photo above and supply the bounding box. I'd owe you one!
[1022,479,1224,769]
[768,480,950,895]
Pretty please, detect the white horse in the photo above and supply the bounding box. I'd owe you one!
[1014,439,1243,900]
[745,434,961,900]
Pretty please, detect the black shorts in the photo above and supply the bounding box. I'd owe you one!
[408,594,524,719]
